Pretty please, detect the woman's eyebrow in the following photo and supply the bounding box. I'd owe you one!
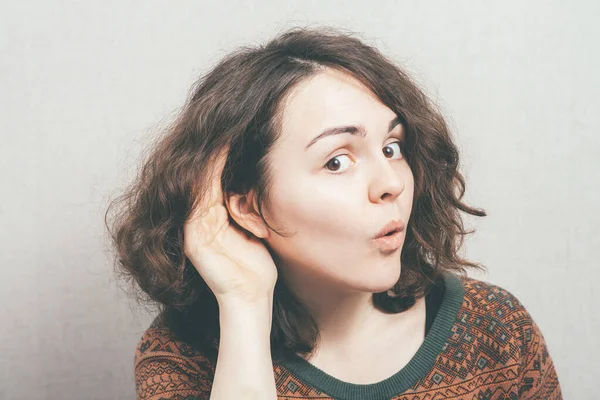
[305,116,401,151]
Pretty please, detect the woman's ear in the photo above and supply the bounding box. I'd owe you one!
[225,190,270,239]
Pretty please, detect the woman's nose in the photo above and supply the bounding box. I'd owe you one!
[368,158,404,203]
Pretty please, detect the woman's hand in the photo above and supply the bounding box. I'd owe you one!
[183,146,278,306]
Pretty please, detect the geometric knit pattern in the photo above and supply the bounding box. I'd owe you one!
[134,275,562,399]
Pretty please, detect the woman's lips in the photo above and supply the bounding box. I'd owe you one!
[372,229,404,251]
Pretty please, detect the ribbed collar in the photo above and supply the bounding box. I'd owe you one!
[277,271,465,400]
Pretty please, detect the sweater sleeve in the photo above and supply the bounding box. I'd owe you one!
[134,323,215,400]
[514,308,563,399]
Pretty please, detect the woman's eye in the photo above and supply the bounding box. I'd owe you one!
[383,141,403,159]
[325,154,353,173]
[324,141,404,173]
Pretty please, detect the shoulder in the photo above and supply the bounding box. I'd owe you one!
[457,274,541,342]
[134,312,215,399]
[455,274,562,398]
[440,273,532,362]
[458,274,537,324]
[135,312,214,368]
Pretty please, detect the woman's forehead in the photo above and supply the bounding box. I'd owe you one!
[279,70,395,145]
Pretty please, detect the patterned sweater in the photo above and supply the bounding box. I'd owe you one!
[134,272,562,399]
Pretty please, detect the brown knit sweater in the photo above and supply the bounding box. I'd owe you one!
[134,272,562,399]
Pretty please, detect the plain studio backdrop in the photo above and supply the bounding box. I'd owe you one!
[1,1,598,399]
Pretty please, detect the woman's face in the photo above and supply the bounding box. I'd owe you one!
[261,68,414,295]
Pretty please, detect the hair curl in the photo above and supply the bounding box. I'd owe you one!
[105,26,487,363]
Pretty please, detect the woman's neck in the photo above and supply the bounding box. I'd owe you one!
[281,271,426,358]
[301,294,426,367]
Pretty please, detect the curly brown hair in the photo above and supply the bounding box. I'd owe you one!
[104,26,487,363]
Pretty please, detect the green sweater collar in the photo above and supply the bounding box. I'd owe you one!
[278,271,465,400]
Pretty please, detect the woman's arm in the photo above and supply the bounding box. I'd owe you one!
[210,297,277,400]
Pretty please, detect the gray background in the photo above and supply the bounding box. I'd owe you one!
[1,1,598,399]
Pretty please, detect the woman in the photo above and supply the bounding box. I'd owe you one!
[105,26,562,399]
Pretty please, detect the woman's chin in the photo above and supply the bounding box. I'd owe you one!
[357,265,402,294]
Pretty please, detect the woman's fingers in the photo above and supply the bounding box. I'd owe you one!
[204,145,230,208]
[185,145,231,252]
